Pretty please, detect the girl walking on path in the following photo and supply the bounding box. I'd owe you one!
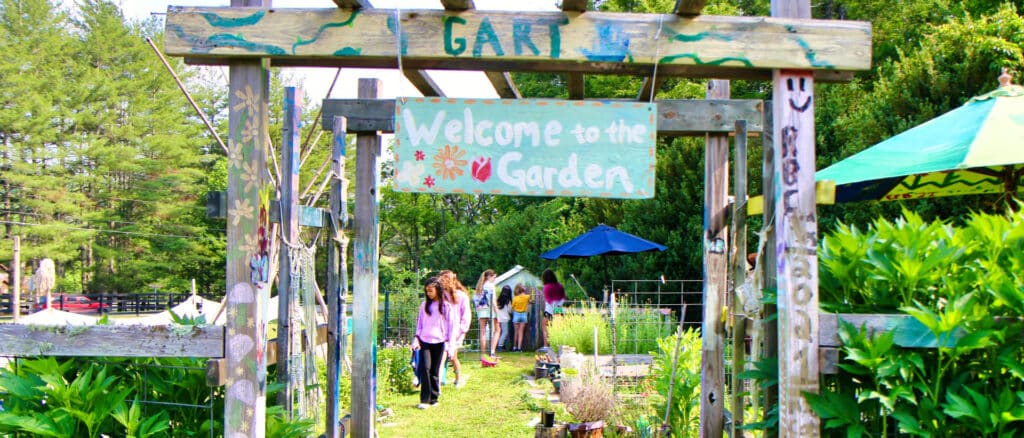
[474,269,499,360]
[511,284,533,352]
[412,277,449,409]
[540,269,566,351]
[494,285,513,354]
[439,270,471,387]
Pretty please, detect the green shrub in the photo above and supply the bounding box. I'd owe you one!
[649,328,702,437]
[376,344,417,398]
[810,208,1024,436]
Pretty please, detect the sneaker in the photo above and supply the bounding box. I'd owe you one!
[416,403,430,410]
[412,376,420,387]
[455,374,468,388]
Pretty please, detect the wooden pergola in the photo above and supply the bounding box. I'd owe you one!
[0,1,871,437]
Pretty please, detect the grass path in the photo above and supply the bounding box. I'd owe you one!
[377,351,562,437]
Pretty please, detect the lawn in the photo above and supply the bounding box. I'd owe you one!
[376,351,564,437]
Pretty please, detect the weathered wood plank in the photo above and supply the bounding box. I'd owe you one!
[760,101,778,438]
[773,68,820,436]
[561,0,588,12]
[322,98,764,135]
[326,116,348,438]
[403,70,445,97]
[820,313,908,348]
[441,0,474,10]
[485,71,521,98]
[675,0,706,16]
[0,325,225,357]
[700,78,729,437]
[164,8,872,78]
[819,347,839,374]
[730,120,748,438]
[277,86,302,413]
[352,78,382,438]
[567,73,585,99]
[225,53,271,437]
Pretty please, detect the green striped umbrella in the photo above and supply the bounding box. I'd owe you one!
[817,70,1024,202]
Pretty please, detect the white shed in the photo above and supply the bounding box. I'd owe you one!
[494,265,542,292]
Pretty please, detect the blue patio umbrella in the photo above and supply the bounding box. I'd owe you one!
[540,224,667,260]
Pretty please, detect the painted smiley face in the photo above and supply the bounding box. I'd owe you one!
[786,77,812,112]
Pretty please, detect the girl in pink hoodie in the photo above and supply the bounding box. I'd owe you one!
[412,277,449,408]
[439,270,471,387]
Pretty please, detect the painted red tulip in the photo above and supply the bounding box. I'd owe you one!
[471,156,492,182]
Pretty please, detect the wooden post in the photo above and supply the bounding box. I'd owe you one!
[701,78,729,437]
[731,120,749,437]
[277,86,302,415]
[761,102,779,437]
[224,0,272,430]
[772,0,820,434]
[326,115,348,438]
[352,78,382,438]
[12,236,19,321]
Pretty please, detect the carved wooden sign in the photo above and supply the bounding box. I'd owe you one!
[393,98,656,198]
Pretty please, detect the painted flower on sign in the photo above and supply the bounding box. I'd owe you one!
[415,150,425,161]
[396,161,426,186]
[432,144,467,180]
[424,175,436,188]
[471,156,492,182]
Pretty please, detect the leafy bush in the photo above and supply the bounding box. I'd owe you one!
[548,303,612,354]
[376,344,417,398]
[810,208,1024,436]
[649,328,702,437]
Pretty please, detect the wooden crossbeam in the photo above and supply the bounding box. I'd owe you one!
[321,98,764,135]
[0,325,224,357]
[675,0,706,16]
[403,70,445,97]
[207,324,329,386]
[567,73,585,100]
[165,8,871,80]
[485,71,521,98]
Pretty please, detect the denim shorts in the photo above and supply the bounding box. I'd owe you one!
[512,311,528,323]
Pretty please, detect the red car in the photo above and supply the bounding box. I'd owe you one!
[34,295,108,314]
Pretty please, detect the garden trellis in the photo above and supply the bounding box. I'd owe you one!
[0,1,872,438]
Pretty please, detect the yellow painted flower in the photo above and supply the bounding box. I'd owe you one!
[229,198,254,228]
[241,233,259,255]
[241,117,259,144]
[432,144,467,180]
[241,161,260,194]
[228,138,244,170]
[233,84,259,115]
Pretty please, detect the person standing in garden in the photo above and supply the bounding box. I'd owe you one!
[494,285,513,354]
[474,269,499,360]
[540,269,566,351]
[412,277,449,409]
[439,269,471,388]
[511,283,533,352]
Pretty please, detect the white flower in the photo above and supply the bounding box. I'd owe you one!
[396,161,426,186]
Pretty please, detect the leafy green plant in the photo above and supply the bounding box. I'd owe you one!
[649,328,701,437]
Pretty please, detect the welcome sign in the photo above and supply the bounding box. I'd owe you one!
[393,98,657,199]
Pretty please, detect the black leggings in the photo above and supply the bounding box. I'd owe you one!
[418,341,445,404]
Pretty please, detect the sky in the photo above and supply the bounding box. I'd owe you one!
[113,0,560,100]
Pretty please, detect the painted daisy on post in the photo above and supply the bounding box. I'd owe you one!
[432,144,467,180]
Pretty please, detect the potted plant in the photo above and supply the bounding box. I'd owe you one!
[560,368,615,438]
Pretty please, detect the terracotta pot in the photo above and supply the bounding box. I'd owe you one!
[568,420,604,438]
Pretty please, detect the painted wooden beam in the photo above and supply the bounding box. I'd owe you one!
[567,73,585,100]
[164,8,872,79]
[441,0,474,10]
[561,0,588,12]
[485,71,521,98]
[0,325,224,357]
[326,116,349,438]
[277,86,302,414]
[700,78,729,438]
[760,101,778,437]
[729,119,748,438]
[333,0,371,8]
[403,70,445,97]
[675,0,706,16]
[351,78,382,438]
[207,324,330,387]
[322,98,763,135]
